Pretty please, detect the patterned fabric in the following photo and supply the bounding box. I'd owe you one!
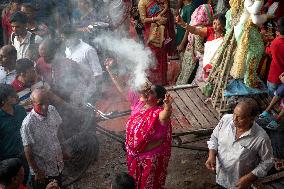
[176,4,213,85]
[126,104,172,189]
[201,7,241,97]
[21,105,63,177]
[138,0,168,85]
[176,38,199,85]
[230,20,265,88]
[190,4,213,27]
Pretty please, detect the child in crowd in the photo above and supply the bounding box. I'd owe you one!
[260,73,284,129]
[260,17,284,130]
[111,172,135,189]
[266,17,284,93]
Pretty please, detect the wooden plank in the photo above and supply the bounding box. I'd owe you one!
[171,99,191,129]
[194,88,219,118]
[174,90,210,128]
[170,91,201,129]
[180,89,216,128]
[171,114,182,130]
[185,89,218,123]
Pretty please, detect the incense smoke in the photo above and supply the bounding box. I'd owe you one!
[94,33,155,90]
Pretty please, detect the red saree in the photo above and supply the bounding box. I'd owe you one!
[138,0,168,85]
[126,104,172,189]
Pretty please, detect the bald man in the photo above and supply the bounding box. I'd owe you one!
[206,98,274,189]
[21,88,63,189]
[36,39,93,106]
[0,45,17,84]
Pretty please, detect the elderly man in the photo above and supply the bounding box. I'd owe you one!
[36,39,92,106]
[10,11,42,59]
[21,88,63,189]
[206,98,274,189]
[0,45,17,84]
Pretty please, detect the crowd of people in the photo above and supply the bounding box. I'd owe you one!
[0,0,284,189]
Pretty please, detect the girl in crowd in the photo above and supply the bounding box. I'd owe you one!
[105,58,173,189]
[176,4,214,84]
[176,12,226,81]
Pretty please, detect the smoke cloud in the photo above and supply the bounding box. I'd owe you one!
[94,32,155,90]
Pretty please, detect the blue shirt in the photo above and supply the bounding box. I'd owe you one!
[0,105,27,159]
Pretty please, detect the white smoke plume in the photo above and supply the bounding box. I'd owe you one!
[94,32,156,90]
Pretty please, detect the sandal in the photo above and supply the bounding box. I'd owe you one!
[266,120,280,130]
[259,111,271,122]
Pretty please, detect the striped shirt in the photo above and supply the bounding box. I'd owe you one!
[11,79,50,112]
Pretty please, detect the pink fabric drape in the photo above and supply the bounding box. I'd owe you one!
[126,103,172,189]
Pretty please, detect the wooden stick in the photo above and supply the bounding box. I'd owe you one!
[166,84,198,91]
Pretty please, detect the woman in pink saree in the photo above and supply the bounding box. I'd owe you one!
[126,84,173,189]
[105,59,173,188]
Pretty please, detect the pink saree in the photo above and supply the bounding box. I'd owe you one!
[126,102,172,189]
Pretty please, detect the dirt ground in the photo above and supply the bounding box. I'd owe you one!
[71,133,216,189]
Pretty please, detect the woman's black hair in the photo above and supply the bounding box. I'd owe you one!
[0,158,22,186]
[0,84,17,108]
[214,13,226,31]
[152,85,167,106]
[9,11,28,24]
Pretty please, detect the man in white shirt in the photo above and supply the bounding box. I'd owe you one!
[21,88,63,189]
[0,45,17,84]
[61,24,103,102]
[206,98,274,189]
[10,11,42,59]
